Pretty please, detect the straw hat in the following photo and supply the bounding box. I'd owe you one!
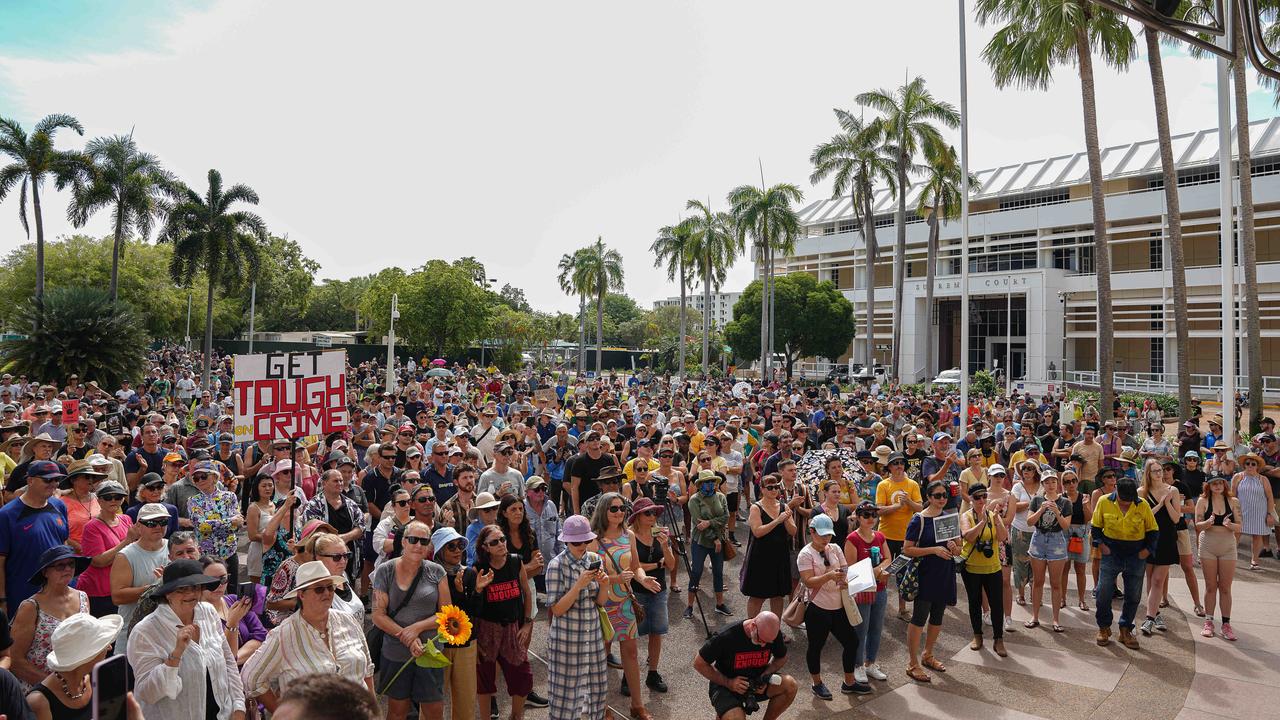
[284,560,347,599]
[21,432,59,458]
[45,614,122,671]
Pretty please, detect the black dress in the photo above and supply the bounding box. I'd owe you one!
[740,502,793,599]
[1142,491,1179,566]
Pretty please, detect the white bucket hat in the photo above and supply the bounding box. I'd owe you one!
[284,560,347,599]
[46,613,123,671]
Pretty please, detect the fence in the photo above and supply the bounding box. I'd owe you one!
[1065,370,1280,401]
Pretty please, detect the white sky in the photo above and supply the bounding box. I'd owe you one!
[1,0,1273,315]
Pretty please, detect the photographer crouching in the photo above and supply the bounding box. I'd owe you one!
[693,611,797,719]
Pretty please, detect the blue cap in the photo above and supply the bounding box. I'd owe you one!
[809,513,836,537]
[933,431,952,443]
[27,460,66,481]
[431,526,465,552]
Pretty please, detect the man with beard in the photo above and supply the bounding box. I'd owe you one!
[437,463,478,535]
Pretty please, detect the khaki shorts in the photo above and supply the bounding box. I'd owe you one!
[1176,528,1192,556]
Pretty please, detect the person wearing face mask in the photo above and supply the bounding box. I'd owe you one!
[686,470,731,620]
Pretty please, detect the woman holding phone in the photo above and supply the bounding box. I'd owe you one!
[199,556,263,666]
[545,516,609,720]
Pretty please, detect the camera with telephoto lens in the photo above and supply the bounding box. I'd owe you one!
[975,539,994,558]
[650,474,671,504]
[740,691,760,715]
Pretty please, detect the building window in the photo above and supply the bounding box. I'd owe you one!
[998,189,1070,211]
[828,268,840,284]
[1147,166,1220,189]
[823,225,836,235]
[1051,236,1094,273]
[838,222,855,233]
[970,233,1038,273]
[874,215,895,228]
[1149,233,1163,270]
[1151,337,1164,375]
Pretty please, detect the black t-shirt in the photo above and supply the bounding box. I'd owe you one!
[1182,469,1206,501]
[698,621,786,684]
[632,535,665,595]
[1173,480,1192,531]
[903,449,928,483]
[124,447,166,476]
[570,452,618,508]
[362,467,400,515]
[479,554,524,625]
[1030,495,1072,533]
[326,500,354,535]
[0,668,32,720]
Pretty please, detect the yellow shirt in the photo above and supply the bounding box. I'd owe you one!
[1091,494,1157,543]
[875,477,922,541]
[962,509,1002,574]
[624,457,660,480]
[0,453,15,484]
[688,431,705,455]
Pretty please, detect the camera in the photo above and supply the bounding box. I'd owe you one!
[651,474,671,504]
[740,693,760,715]
[975,539,994,558]
[584,552,602,572]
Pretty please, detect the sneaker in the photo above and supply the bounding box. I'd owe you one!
[490,702,499,720]
[682,607,694,620]
[811,683,833,701]
[730,537,742,547]
[983,611,993,627]
[714,604,732,616]
[1114,588,1125,599]
[866,664,888,681]
[1221,622,1237,641]
[620,677,629,697]
[646,670,668,693]
[1004,616,1016,632]
[1202,619,1215,638]
[840,681,873,695]
[1140,619,1155,636]
[853,666,868,684]
[524,691,549,708]
[1153,614,1168,632]
[607,651,623,669]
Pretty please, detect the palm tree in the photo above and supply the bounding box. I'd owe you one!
[1230,11,1263,430]
[0,114,87,329]
[650,220,697,378]
[159,169,267,389]
[810,110,897,371]
[977,0,1134,416]
[728,183,804,379]
[916,142,981,386]
[572,237,625,374]
[1143,25,1192,420]
[686,200,744,376]
[857,77,959,382]
[71,134,171,303]
[556,251,588,373]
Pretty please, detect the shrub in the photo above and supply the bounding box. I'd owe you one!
[1067,389,1182,418]
[970,370,1000,398]
[0,287,147,388]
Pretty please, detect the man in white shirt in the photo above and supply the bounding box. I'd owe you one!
[478,442,526,499]
[175,372,197,402]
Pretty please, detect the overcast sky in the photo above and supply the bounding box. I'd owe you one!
[1,0,1275,315]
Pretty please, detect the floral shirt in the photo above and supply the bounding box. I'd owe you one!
[187,489,239,559]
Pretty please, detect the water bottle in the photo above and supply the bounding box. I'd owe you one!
[870,546,882,565]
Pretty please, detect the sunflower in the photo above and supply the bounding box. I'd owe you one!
[436,605,472,646]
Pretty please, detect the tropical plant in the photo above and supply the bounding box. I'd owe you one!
[686,200,744,375]
[650,220,696,377]
[857,76,960,382]
[160,169,268,389]
[70,134,172,303]
[0,113,88,329]
[0,287,147,388]
[727,183,804,379]
[916,142,980,385]
[557,250,588,371]
[723,272,855,380]
[810,110,897,371]
[970,369,1001,398]
[571,237,625,373]
[977,0,1135,416]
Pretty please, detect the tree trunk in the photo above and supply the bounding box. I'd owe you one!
[203,276,215,391]
[759,243,769,380]
[677,256,687,378]
[1077,25,1115,416]
[863,186,879,372]
[1233,15,1263,432]
[31,178,45,332]
[703,252,711,375]
[109,202,124,303]
[925,205,939,388]
[578,294,586,374]
[595,289,604,374]
[892,162,907,383]
[1147,28,1192,420]
[768,243,776,379]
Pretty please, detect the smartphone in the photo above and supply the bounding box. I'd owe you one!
[237,582,256,602]
[92,655,128,720]
[584,552,602,572]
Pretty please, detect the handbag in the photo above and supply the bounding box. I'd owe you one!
[840,587,863,626]
[893,514,926,602]
[606,544,646,626]
[368,562,424,671]
[781,589,809,628]
[1068,533,1085,555]
[720,528,737,561]
[598,607,616,643]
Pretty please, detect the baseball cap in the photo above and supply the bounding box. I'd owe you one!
[163,452,184,464]
[988,464,1007,476]
[138,503,171,522]
[932,431,951,443]
[809,513,836,537]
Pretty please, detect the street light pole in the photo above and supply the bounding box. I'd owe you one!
[959,0,972,439]
[185,292,193,352]
[247,281,256,354]
[1218,2,1236,444]
[386,293,399,393]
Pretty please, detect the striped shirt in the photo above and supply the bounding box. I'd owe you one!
[240,609,373,699]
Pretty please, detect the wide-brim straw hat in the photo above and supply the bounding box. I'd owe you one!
[46,613,123,671]
[284,560,347,599]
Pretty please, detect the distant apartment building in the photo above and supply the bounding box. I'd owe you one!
[653,291,742,330]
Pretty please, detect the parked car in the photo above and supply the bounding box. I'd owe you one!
[931,368,963,386]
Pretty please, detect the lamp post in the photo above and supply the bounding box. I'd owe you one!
[959,0,972,439]
[386,293,399,393]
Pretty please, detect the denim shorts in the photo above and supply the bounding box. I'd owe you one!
[635,588,669,636]
[1066,525,1091,564]
[380,650,444,703]
[1028,531,1068,562]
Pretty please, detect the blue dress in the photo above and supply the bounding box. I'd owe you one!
[906,514,958,605]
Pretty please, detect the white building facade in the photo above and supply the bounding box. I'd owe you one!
[653,290,742,331]
[772,119,1280,394]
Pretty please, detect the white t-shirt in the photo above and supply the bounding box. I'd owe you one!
[479,467,526,499]
[176,377,197,400]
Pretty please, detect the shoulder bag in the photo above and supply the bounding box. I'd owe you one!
[368,561,424,671]
[893,514,925,602]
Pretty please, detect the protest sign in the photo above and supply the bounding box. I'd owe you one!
[232,350,349,442]
[61,399,80,424]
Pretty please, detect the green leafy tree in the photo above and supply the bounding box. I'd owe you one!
[728,183,804,378]
[454,256,489,287]
[0,113,88,328]
[810,110,897,370]
[360,261,493,358]
[70,134,171,303]
[497,283,531,313]
[572,238,625,372]
[557,251,588,370]
[248,235,321,332]
[686,201,743,375]
[977,0,1134,414]
[856,77,959,381]
[160,169,268,389]
[0,287,147,388]
[650,220,697,377]
[724,272,856,380]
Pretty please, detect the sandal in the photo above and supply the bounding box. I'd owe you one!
[897,608,912,621]
[630,707,653,720]
[1251,562,1262,571]
[921,655,947,672]
[1016,596,1027,606]
[906,665,932,683]
[1024,619,1040,629]
[1080,602,1090,612]
[1052,624,1066,633]
[1159,599,1169,609]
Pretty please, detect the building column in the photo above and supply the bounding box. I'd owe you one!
[1028,284,1055,386]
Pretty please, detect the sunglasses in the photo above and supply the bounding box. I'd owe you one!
[99,494,125,503]
[608,505,625,513]
[47,560,77,572]
[393,500,410,507]
[484,537,507,548]
[306,584,337,596]
[441,540,466,552]
[971,493,988,501]
[212,575,229,585]
[643,509,662,517]
[404,535,430,545]
[140,518,168,528]
[857,511,878,519]
[528,487,546,494]
[929,493,948,499]
[432,451,447,456]
[318,552,352,562]
[763,484,781,492]
[416,496,436,503]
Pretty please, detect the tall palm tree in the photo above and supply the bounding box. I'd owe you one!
[159,169,267,389]
[71,134,171,303]
[1230,12,1263,431]
[650,220,697,378]
[556,250,588,373]
[728,183,804,379]
[857,77,959,382]
[977,0,1134,415]
[572,237,625,374]
[916,142,981,386]
[0,114,87,329]
[810,111,897,371]
[687,200,744,376]
[1144,25,1192,420]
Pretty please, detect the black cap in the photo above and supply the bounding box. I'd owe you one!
[1116,478,1139,502]
[141,472,165,488]
[886,452,906,466]
[856,450,874,461]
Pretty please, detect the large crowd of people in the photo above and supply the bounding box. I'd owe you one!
[0,345,1274,720]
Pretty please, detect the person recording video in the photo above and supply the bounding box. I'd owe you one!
[692,610,796,719]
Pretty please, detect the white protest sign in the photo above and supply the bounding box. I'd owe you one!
[232,350,349,442]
